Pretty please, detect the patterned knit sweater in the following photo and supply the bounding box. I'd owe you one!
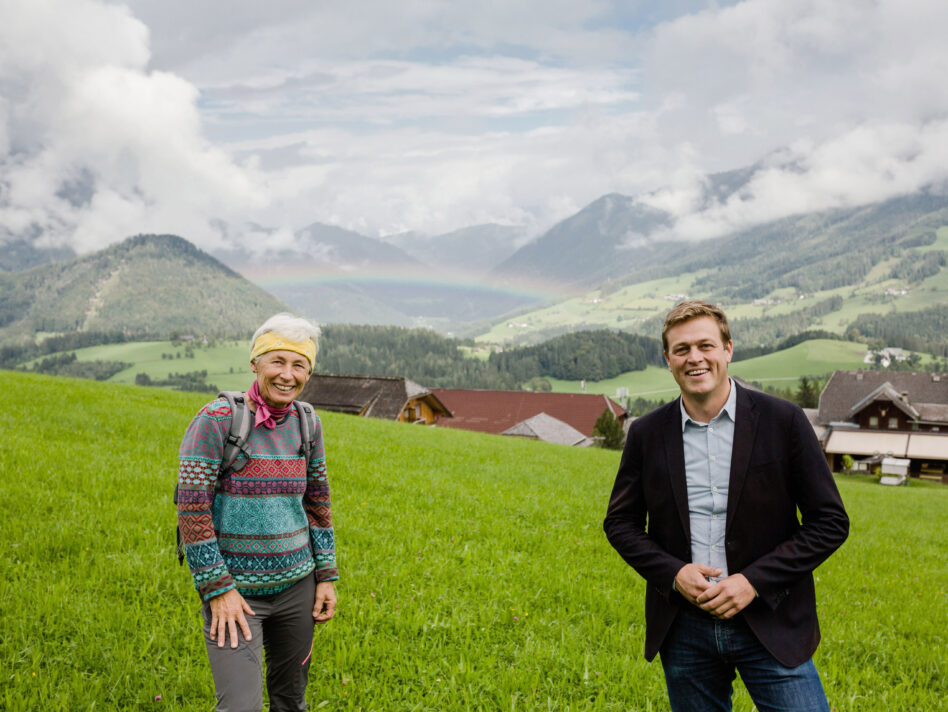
[177,397,338,601]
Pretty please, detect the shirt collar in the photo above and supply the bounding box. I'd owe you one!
[680,378,738,431]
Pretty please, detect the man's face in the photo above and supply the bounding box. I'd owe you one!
[664,316,733,403]
[250,349,311,408]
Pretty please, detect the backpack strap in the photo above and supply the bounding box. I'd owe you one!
[295,400,317,464]
[175,392,252,566]
[174,483,185,565]
[219,391,253,477]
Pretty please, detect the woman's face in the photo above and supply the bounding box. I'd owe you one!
[250,349,311,408]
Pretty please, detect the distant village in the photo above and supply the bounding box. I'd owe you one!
[297,368,948,486]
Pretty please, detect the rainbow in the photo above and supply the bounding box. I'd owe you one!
[238,263,577,303]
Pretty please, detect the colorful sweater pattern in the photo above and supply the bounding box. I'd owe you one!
[177,397,338,601]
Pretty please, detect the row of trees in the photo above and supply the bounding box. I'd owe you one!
[24,352,130,381]
[315,325,664,389]
[846,306,948,357]
[135,370,219,392]
[488,330,664,382]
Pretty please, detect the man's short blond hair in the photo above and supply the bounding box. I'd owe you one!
[661,300,731,352]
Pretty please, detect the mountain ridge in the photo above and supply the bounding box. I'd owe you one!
[0,233,290,343]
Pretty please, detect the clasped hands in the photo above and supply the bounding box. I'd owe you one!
[208,581,338,648]
[675,563,756,619]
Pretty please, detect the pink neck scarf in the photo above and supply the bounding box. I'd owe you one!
[247,380,293,429]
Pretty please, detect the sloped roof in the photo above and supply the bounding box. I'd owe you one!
[917,403,948,423]
[824,430,910,456]
[299,374,450,420]
[502,412,592,447]
[824,430,948,460]
[817,371,948,425]
[802,408,827,442]
[431,388,626,437]
[847,382,920,419]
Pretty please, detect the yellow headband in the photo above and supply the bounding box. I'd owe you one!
[251,332,316,371]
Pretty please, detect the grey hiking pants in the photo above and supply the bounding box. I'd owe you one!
[201,575,316,712]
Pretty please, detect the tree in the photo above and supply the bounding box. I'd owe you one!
[794,376,819,408]
[593,410,624,450]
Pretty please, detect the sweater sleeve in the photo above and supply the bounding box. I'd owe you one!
[177,402,235,600]
[305,414,338,582]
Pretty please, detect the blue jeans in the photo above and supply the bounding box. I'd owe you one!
[659,607,830,712]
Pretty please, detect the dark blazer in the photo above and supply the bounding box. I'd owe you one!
[604,384,849,667]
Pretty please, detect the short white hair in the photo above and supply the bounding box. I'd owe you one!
[251,313,321,360]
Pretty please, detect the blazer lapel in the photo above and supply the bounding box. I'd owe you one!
[726,385,759,533]
[663,398,691,543]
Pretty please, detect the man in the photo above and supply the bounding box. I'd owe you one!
[604,300,848,712]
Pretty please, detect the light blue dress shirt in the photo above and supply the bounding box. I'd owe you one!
[679,379,737,582]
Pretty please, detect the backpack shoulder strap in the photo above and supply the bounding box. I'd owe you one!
[176,392,253,567]
[295,400,317,463]
[219,391,253,476]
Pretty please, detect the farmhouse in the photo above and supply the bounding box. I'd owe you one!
[817,370,948,481]
[431,388,626,444]
[501,412,594,447]
[299,374,451,424]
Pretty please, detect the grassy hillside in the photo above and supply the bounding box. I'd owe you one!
[550,339,872,399]
[2,370,946,710]
[0,234,289,343]
[477,225,948,348]
[40,339,254,391]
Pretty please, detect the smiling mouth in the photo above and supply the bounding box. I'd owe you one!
[273,384,296,392]
[686,369,709,376]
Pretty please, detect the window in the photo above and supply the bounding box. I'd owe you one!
[869,416,879,427]
[888,417,898,429]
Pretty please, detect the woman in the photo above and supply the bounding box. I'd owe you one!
[177,313,338,711]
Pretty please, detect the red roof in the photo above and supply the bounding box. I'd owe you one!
[431,388,627,437]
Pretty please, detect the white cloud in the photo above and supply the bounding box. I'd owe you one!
[0,0,263,252]
[3,0,948,256]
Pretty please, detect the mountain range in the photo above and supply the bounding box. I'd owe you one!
[212,222,538,328]
[3,158,948,354]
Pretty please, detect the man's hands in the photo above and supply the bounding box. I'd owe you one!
[209,589,256,648]
[313,581,337,624]
[674,563,722,604]
[675,565,757,619]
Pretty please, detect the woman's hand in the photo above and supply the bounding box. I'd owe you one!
[209,589,256,648]
[313,581,337,624]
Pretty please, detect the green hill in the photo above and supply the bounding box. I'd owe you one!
[549,339,874,399]
[478,199,948,352]
[2,370,946,709]
[0,233,289,344]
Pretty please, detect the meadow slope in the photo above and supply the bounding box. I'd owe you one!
[1,371,946,710]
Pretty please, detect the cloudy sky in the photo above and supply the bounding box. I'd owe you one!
[2,0,947,254]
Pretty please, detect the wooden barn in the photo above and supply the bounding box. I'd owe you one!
[299,374,451,424]
[817,370,948,481]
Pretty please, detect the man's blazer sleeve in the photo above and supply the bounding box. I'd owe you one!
[604,419,687,599]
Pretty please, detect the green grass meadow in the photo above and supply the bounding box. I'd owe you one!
[2,370,946,710]
[550,340,870,399]
[33,339,254,391]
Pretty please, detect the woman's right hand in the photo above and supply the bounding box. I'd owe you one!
[208,589,256,648]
